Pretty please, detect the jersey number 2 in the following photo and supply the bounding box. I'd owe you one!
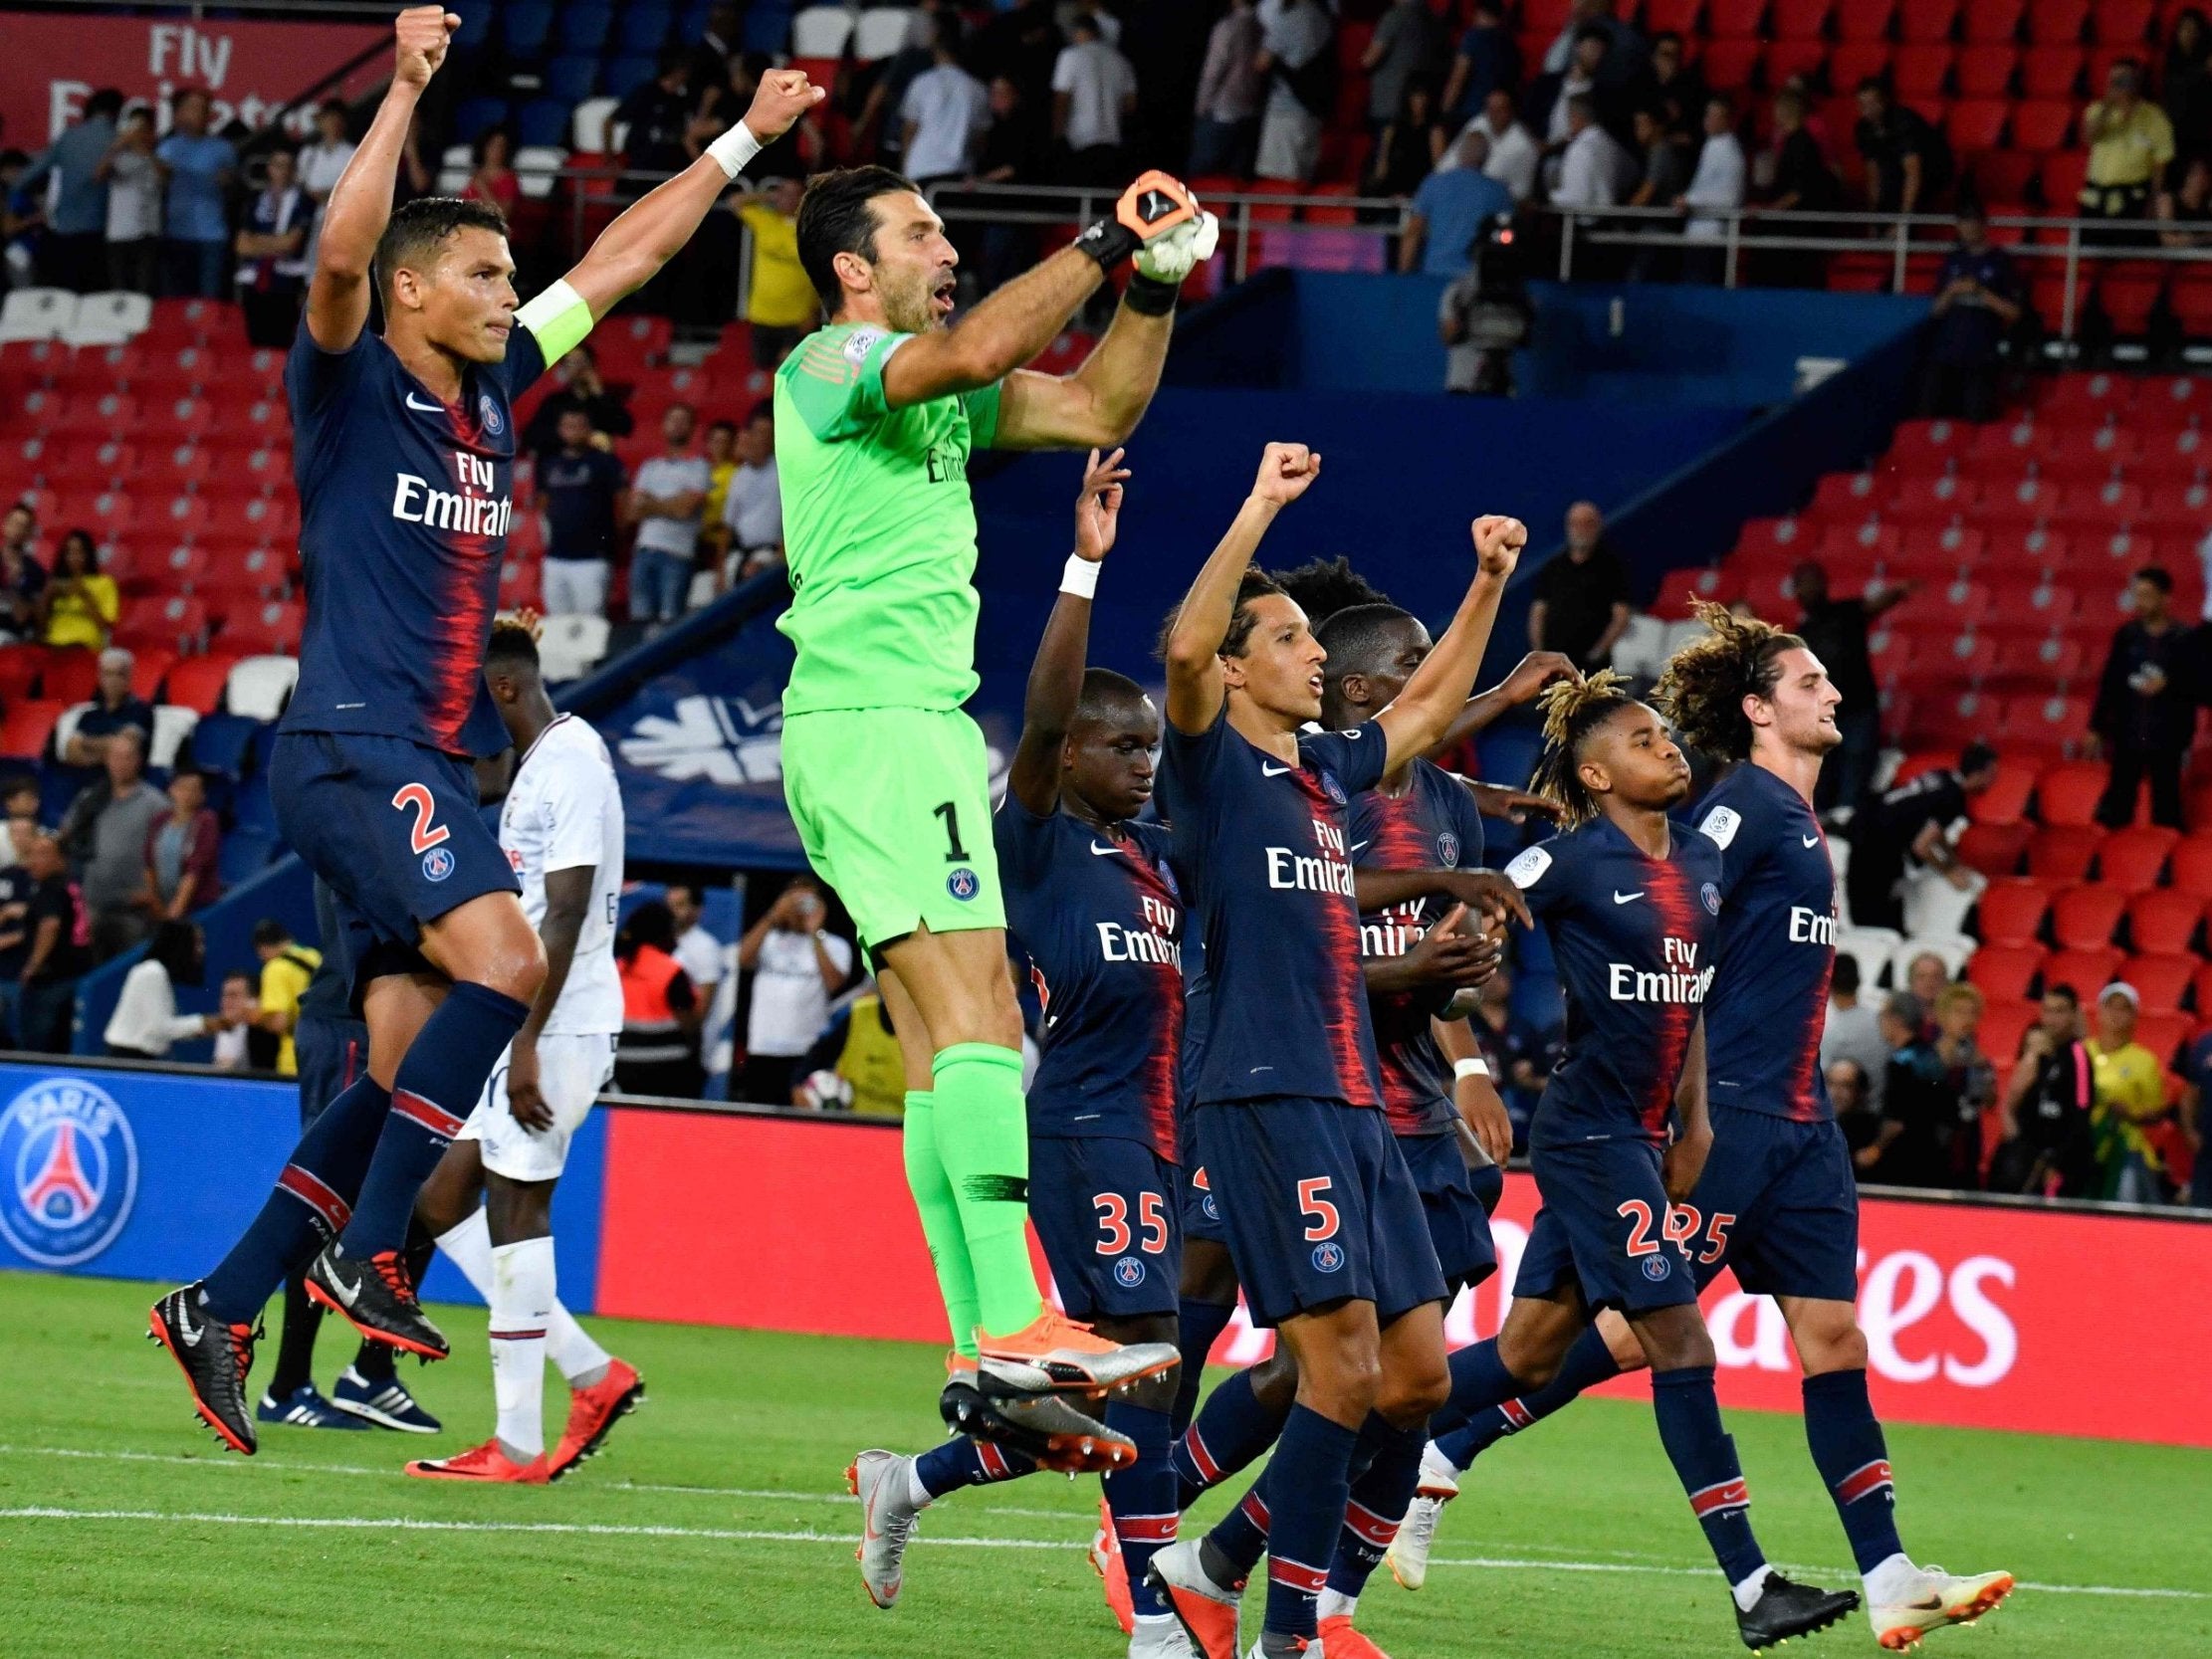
[391,783,450,855]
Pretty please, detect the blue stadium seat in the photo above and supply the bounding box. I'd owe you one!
[743,2,795,55]
[218,827,277,888]
[501,1,556,58]
[186,714,258,780]
[453,97,512,143]
[232,774,280,836]
[516,99,572,148]
[559,3,614,53]
[676,0,713,41]
[618,5,675,55]
[453,7,496,50]
[544,54,600,104]
[603,55,659,99]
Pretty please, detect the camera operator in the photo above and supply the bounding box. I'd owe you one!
[1438,207,1529,394]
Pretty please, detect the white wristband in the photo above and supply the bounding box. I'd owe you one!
[708,122,764,179]
[1060,554,1101,598]
[1453,1057,1491,1081]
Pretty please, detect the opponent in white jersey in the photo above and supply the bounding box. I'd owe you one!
[406,619,644,1484]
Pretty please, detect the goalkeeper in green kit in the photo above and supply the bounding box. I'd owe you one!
[775,167,1217,1467]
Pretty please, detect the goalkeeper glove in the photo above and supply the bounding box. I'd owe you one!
[1073,169,1207,272]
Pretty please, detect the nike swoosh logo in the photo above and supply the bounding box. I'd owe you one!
[1261,763,1293,777]
[176,1304,203,1347]
[329,1267,363,1309]
[1089,842,1120,857]
[1350,840,1370,854]
[1907,1596,1946,1611]
[403,392,443,412]
[1802,834,1821,848]
[1613,890,1644,904]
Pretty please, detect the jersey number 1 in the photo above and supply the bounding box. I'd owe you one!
[932,800,970,863]
[391,783,450,855]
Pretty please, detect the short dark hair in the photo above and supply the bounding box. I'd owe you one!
[1832,954,1861,995]
[486,617,541,675]
[222,969,256,992]
[251,918,293,950]
[796,165,918,309]
[2133,565,2174,593]
[1315,603,1420,686]
[666,881,704,906]
[708,417,738,437]
[1156,569,1288,664]
[148,920,201,985]
[319,98,349,117]
[619,900,677,960]
[85,89,124,121]
[2047,982,2081,1007]
[1857,75,1888,97]
[373,196,510,310]
[1073,667,1150,726]
[657,44,692,78]
[1958,739,1998,775]
[2,775,38,803]
[1269,555,1392,626]
[1574,23,1611,46]
[742,403,773,427]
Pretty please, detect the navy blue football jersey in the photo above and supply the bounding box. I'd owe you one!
[1350,759,1488,1138]
[1506,816,1721,1148]
[995,799,1184,1160]
[1158,708,1390,1108]
[1693,763,1837,1123]
[281,320,550,757]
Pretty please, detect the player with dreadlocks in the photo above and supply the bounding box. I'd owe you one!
[1408,668,1861,1650]
[1392,603,2015,1650]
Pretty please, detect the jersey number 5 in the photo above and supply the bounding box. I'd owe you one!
[1298,1177,1341,1242]
[1095,1191,1169,1255]
[391,783,451,855]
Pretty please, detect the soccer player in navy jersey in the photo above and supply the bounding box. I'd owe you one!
[1393,605,2014,1649]
[1400,670,1858,1649]
[147,7,825,1455]
[841,453,1189,1654]
[1142,442,1530,1659]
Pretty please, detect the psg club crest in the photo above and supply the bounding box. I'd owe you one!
[1311,1241,1346,1274]
[1437,831,1461,867]
[1321,773,1346,806]
[1642,1252,1672,1282]
[0,1075,138,1267]
[947,867,981,902]
[1700,882,1722,916]
[1114,1255,1146,1288]
[422,845,456,883]
[477,393,504,436]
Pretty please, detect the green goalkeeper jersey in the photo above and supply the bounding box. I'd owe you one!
[774,322,1005,716]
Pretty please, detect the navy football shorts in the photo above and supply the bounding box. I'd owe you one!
[1028,1135,1182,1323]
[1681,1106,1862,1304]
[1396,1128,1498,1295]
[1518,1137,1700,1315]
[294,1010,369,1129]
[1203,1097,1446,1330]
[272,731,520,1006]
[1177,1111,1228,1247]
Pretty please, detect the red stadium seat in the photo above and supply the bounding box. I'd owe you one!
[1652,565,1741,618]
[1838,0,1897,38]
[1980,1000,2041,1070]
[2044,945,2123,993]
[1999,631,2086,685]
[1818,521,1901,570]
[1967,755,2041,825]
[1977,878,2055,945]
[2036,759,2108,824]
[1945,98,2009,149]
[1967,943,2048,1000]
[2037,149,2090,211]
[1960,36,2024,88]
[1811,471,1882,518]
[2093,0,2156,45]
[1735,516,1812,559]
[1966,148,2040,204]
[2132,372,2212,429]
[156,494,209,540]
[2096,263,2166,334]
[115,594,208,654]
[2194,962,2212,1018]
[127,647,175,704]
[2126,890,2206,955]
[1894,45,1956,98]
[2028,824,2104,880]
[163,654,239,716]
[1698,38,1764,92]
[2019,43,2086,97]
[2051,883,2127,947]
[1768,0,1830,34]
[1976,473,2059,525]
[2027,0,2090,42]
[1647,0,1708,32]
[154,543,211,593]
[2098,825,2180,890]
[1706,0,1768,35]
[209,495,300,548]
[2122,953,2198,1013]
[57,390,140,437]
[2166,270,2212,338]
[2133,426,2212,479]
[1986,578,2079,629]
[0,698,65,760]
[1765,37,1830,86]
[40,647,98,704]
[1958,821,2033,877]
[1889,474,1981,524]
[222,600,304,656]
[2001,693,2093,753]
[1901,0,1961,40]
[2131,1011,2193,1069]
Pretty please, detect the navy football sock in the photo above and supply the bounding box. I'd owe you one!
[1254,1405,1357,1640]
[1434,1336,1530,1433]
[1651,1365,1767,1585]
[1173,1365,1290,1510]
[1207,1478,1273,1578]
[1323,1417,1427,1605]
[1104,1401,1178,1620]
[913,1435,1037,1499]
[199,1075,391,1323]
[1436,1324,1623,1469]
[1171,1298,1236,1434]
[1802,1367,1904,1574]
[340,982,529,1256]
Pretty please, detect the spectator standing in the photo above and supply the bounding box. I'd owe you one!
[1679,95,1747,282]
[791,984,906,1116]
[1438,88,1542,204]
[104,920,224,1060]
[1755,88,1841,288]
[1255,0,1335,184]
[1052,12,1138,185]
[99,104,162,296]
[700,418,738,546]
[1922,209,2023,422]
[666,882,729,1001]
[63,647,153,768]
[1550,94,1637,221]
[2163,9,2212,163]
[1365,0,1447,130]
[143,764,220,921]
[1819,954,1890,1115]
[1440,2,1521,128]
[720,406,782,581]
[975,78,1052,294]
[1538,0,1645,88]
[1854,79,1952,218]
[211,970,257,1070]
[540,408,628,618]
[615,901,707,1099]
[1791,558,1912,812]
[615,49,706,182]
[2090,566,2199,828]
[2186,1024,2212,1208]
[735,177,817,368]
[902,25,993,186]
[1401,129,1512,276]
[2081,59,2175,231]
[1369,78,1451,201]
[1845,741,1998,930]
[233,148,314,349]
[0,815,33,1042]
[0,778,37,868]
[1192,0,1264,176]
[39,529,116,652]
[155,89,235,299]
[297,101,357,206]
[0,507,47,645]
[625,403,711,627]
[251,916,321,1078]
[1827,1058,1882,1166]
[1877,985,1989,1188]
[18,831,89,1053]
[2157,154,2212,245]
[1625,33,1706,136]
[72,726,163,959]
[11,88,119,292]
[1993,985,2099,1196]
[1624,104,1691,281]
[2089,981,2172,1203]
[1528,500,1632,671]
[737,877,853,1107]
[1535,27,1611,154]
[521,344,633,462]
[461,129,521,214]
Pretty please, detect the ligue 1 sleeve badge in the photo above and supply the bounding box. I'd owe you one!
[0,1075,138,1267]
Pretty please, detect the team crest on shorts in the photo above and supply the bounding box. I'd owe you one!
[477,394,504,436]
[947,867,981,901]
[1311,1241,1345,1274]
[1114,1255,1146,1288]
[422,845,456,883]
[1700,882,1722,916]
[1438,831,1460,867]
[1643,1253,1672,1282]
[0,1075,138,1267]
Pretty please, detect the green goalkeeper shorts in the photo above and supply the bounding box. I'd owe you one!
[780,707,1005,954]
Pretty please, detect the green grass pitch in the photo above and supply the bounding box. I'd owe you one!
[4,1270,2207,1657]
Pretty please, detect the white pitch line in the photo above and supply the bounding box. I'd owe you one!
[1,1504,2202,1602]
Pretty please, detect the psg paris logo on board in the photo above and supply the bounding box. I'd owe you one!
[0,1075,139,1267]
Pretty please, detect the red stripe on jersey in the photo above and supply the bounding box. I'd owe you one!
[1295,768,1381,1110]
[277,1163,350,1234]
[391,1089,466,1138]
[1183,1428,1222,1485]
[1268,1555,1329,1593]
[1114,1514,1178,1545]
[1688,1477,1751,1519]
[1343,1500,1399,1548]
[1643,859,1701,1140]
[1117,838,1185,1163]
[1835,1459,1893,1505]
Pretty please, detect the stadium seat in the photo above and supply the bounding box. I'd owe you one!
[163,654,238,716]
[184,712,259,779]
[2094,0,2157,46]
[41,648,98,705]
[2044,944,2124,994]
[2194,961,2212,1018]
[1967,756,2040,825]
[1612,614,1670,681]
[65,292,151,347]
[2036,759,2107,825]
[0,699,63,761]
[791,5,857,58]
[2099,825,2179,890]
[2019,43,2086,97]
[2096,264,2166,334]
[1999,694,2092,753]
[126,647,175,704]
[1736,516,1810,558]
[2122,953,2197,1013]
[225,656,299,722]
[146,704,197,770]
[1967,943,2047,1000]
[1977,878,2054,945]
[222,601,304,658]
[1945,99,2010,150]
[2051,883,2127,947]
[1900,0,1961,39]
[217,827,277,888]
[1957,45,2020,97]
[1837,926,1904,984]
[155,543,210,594]
[572,96,621,153]
[1811,471,1881,518]
[1697,38,1764,91]
[854,6,916,60]
[2027,824,2104,881]
[2126,890,2205,955]
[543,54,601,104]
[0,289,74,344]
[1765,37,1829,86]
[2037,150,2089,213]
[1958,821,2032,877]
[558,3,612,52]
[2027,0,2091,41]
[1896,45,1957,98]
[1979,1000,2040,1069]
[117,595,208,653]
[1838,0,1897,37]
[541,615,613,683]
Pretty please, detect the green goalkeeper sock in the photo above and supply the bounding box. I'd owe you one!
[931,1043,1045,1340]
[901,1090,982,1359]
